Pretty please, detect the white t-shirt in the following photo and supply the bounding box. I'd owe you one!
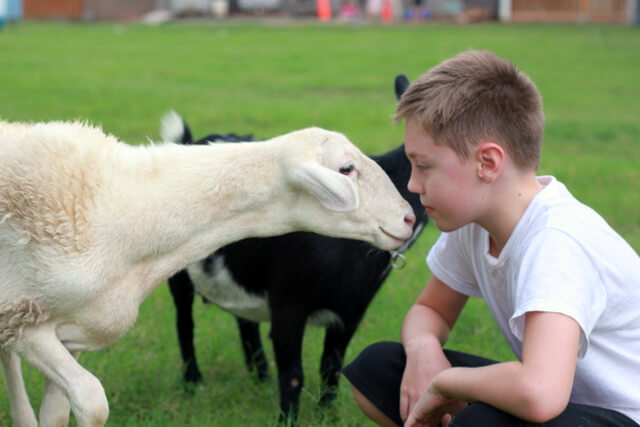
[427,176,640,423]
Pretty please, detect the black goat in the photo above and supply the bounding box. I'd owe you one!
[166,74,428,423]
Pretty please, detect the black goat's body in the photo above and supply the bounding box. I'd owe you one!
[168,147,427,420]
[167,75,427,423]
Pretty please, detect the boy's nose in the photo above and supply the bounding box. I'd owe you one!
[407,176,420,195]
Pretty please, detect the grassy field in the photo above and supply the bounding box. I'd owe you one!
[0,20,639,426]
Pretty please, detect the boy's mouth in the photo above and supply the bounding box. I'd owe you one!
[425,206,434,216]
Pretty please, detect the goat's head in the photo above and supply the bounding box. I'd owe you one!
[278,127,415,251]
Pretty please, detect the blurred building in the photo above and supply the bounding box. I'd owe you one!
[20,0,281,19]
[22,0,157,20]
[15,0,639,22]
[499,0,637,24]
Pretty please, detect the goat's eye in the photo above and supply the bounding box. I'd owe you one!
[339,164,355,175]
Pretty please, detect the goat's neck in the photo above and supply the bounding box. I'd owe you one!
[104,141,295,282]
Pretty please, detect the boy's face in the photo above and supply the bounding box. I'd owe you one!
[404,119,484,232]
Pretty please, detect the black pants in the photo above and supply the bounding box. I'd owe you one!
[342,341,638,427]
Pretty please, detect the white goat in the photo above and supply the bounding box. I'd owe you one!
[0,117,416,427]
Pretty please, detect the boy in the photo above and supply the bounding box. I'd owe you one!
[342,50,640,426]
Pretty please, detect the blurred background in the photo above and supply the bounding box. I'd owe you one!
[1,0,638,25]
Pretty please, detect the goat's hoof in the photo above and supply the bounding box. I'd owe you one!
[319,385,338,406]
[184,368,202,383]
[277,413,298,427]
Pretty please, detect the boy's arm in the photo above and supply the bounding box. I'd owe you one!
[400,275,468,423]
[407,311,580,426]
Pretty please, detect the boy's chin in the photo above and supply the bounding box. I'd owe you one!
[433,219,464,233]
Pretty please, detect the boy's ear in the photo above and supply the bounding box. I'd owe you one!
[475,141,504,183]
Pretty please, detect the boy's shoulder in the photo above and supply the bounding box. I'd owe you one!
[517,176,637,262]
[531,176,607,232]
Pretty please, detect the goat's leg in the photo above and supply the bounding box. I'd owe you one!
[270,310,306,425]
[13,325,108,427]
[0,348,37,427]
[319,323,359,405]
[39,379,71,427]
[38,350,80,427]
[235,317,269,381]
[168,270,202,383]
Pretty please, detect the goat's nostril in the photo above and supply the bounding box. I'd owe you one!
[404,214,416,228]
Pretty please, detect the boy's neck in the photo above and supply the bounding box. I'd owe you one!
[480,172,542,257]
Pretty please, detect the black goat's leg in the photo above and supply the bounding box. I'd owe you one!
[270,310,307,425]
[168,270,202,383]
[235,316,269,381]
[319,323,359,405]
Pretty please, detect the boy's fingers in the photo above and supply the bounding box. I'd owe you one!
[442,413,453,426]
[399,393,409,421]
[403,413,413,427]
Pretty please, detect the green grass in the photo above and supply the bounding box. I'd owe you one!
[1,20,639,426]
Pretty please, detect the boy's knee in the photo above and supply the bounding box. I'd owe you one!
[343,341,404,426]
[349,383,369,408]
[349,384,398,427]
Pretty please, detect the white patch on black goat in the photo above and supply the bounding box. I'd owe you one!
[188,256,270,323]
[188,256,343,327]
[307,309,343,328]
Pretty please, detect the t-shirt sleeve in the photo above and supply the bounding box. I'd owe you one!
[509,229,607,358]
[427,231,482,298]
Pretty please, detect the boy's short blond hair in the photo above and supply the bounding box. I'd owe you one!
[396,50,544,170]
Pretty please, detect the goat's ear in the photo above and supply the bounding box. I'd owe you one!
[288,163,359,212]
[395,74,410,100]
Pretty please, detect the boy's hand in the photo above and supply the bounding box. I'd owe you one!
[400,276,469,424]
[399,338,451,423]
[403,382,466,427]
